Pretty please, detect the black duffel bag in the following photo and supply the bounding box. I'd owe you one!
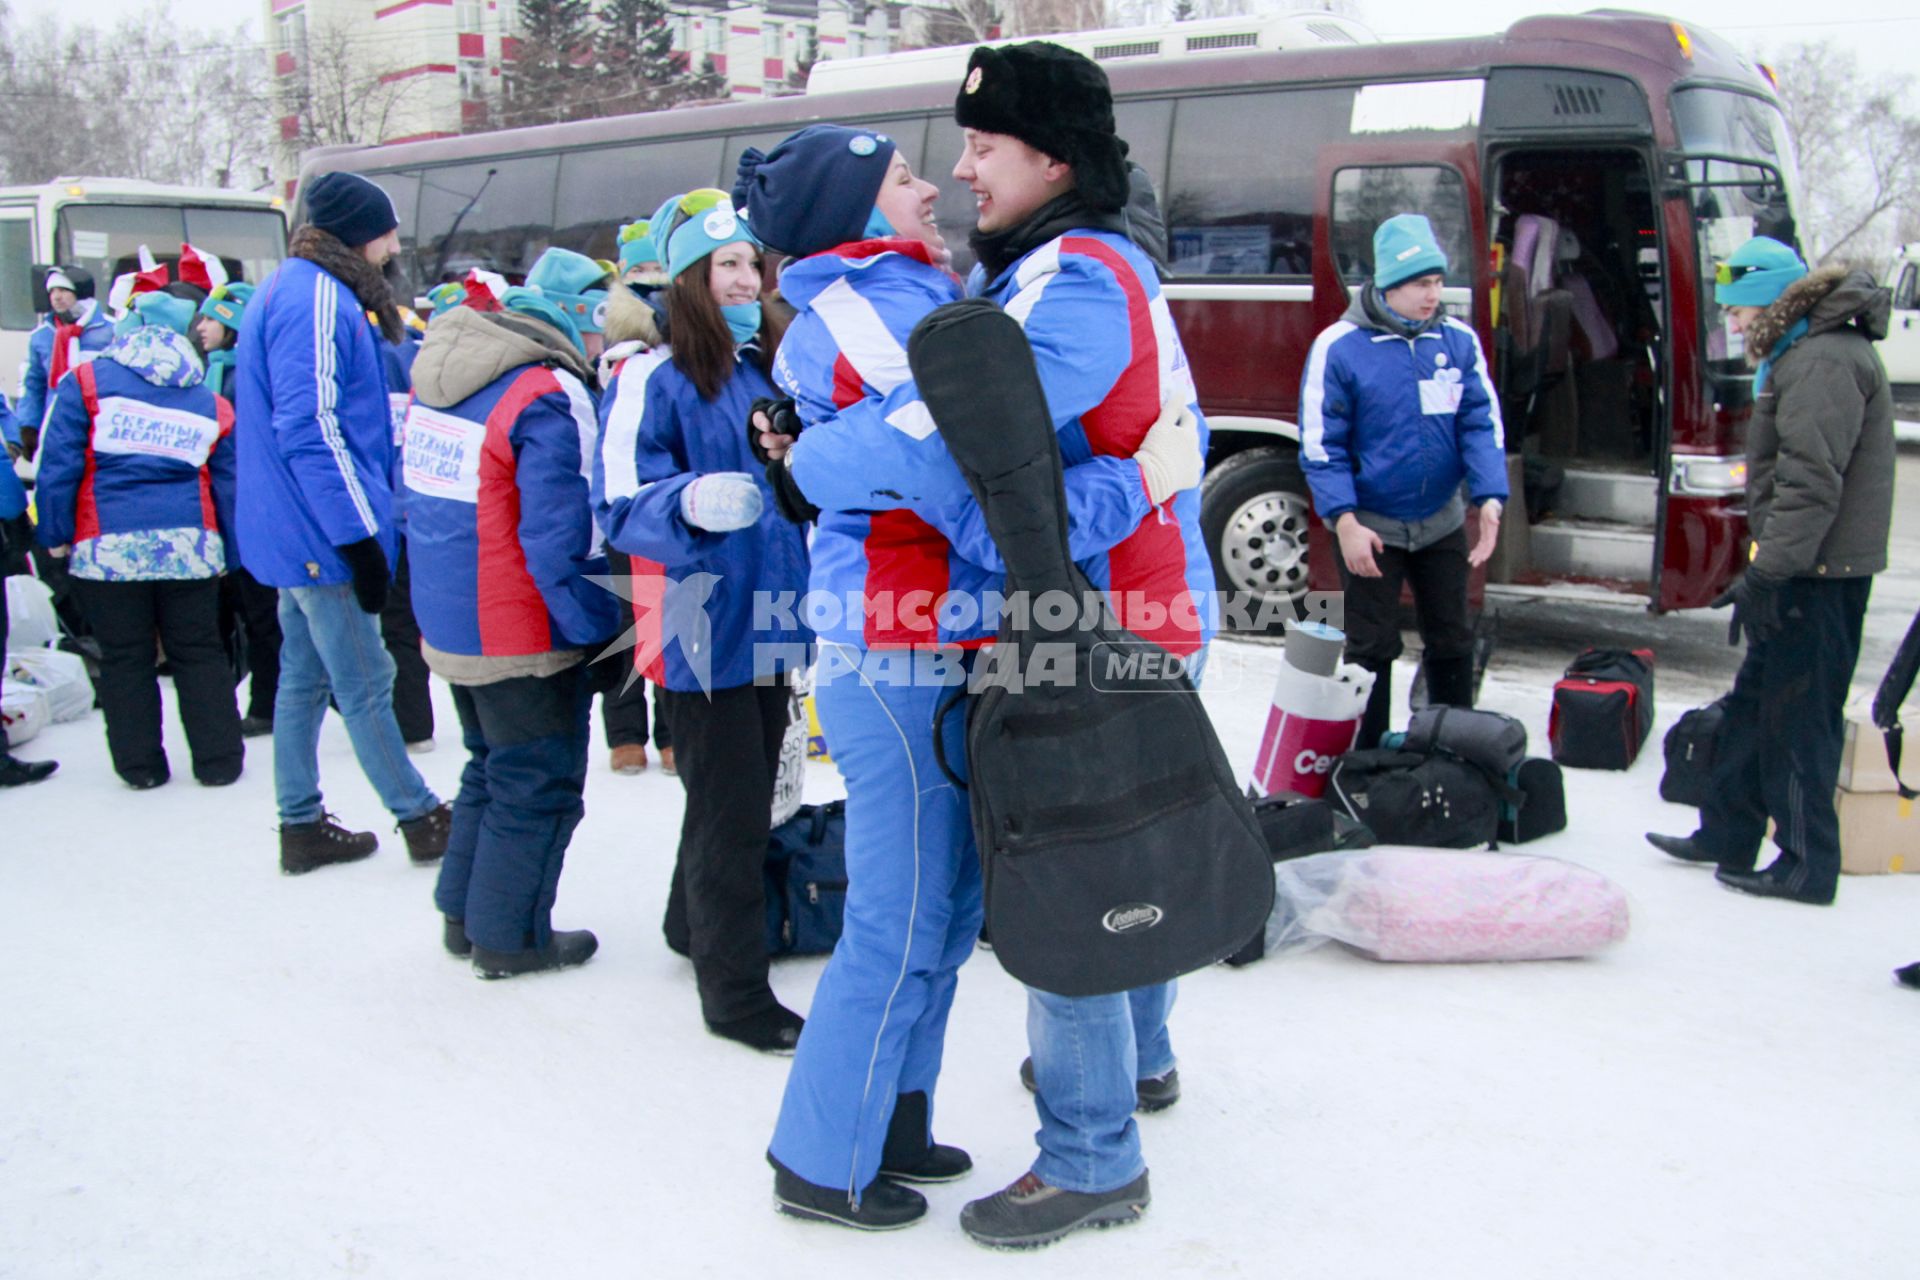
[1660,698,1728,808]
[911,300,1272,998]
[1328,748,1502,849]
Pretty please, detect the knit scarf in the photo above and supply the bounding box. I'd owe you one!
[969,190,1129,282]
[1754,316,1810,396]
[289,224,404,344]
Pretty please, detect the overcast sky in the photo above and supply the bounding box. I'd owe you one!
[10,0,1919,83]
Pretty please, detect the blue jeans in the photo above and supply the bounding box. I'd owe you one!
[273,584,439,826]
[1027,981,1176,1193]
[434,665,591,953]
[769,645,983,1195]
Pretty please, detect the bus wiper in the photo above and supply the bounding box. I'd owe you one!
[433,167,497,284]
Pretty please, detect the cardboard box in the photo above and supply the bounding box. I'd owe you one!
[1838,715,1915,793]
[1838,787,1920,875]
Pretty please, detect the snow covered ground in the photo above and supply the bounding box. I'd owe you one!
[4,639,1917,1279]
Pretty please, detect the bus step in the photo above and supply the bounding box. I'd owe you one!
[1527,517,1654,581]
[1552,467,1658,525]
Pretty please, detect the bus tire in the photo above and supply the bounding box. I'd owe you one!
[1201,446,1313,626]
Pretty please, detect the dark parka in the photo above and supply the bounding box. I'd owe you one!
[1742,266,1895,580]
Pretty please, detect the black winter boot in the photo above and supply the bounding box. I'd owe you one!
[769,1153,927,1231]
[398,802,452,864]
[708,1004,804,1055]
[280,814,378,874]
[879,1090,972,1184]
[471,929,598,978]
[1423,652,1476,709]
[443,916,472,958]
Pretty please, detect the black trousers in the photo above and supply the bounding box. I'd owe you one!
[1696,576,1871,894]
[380,544,436,744]
[222,567,283,721]
[71,577,243,783]
[1338,524,1475,749]
[598,549,670,750]
[658,681,789,1024]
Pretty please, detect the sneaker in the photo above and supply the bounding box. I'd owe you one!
[658,746,677,776]
[960,1170,1150,1250]
[708,1004,804,1055]
[443,916,472,958]
[770,1154,926,1231]
[398,802,453,865]
[281,813,378,875]
[238,715,274,739]
[1645,832,1717,864]
[472,929,598,979]
[610,744,649,775]
[1019,1057,1181,1114]
[405,738,436,755]
[879,1090,972,1184]
[0,755,57,787]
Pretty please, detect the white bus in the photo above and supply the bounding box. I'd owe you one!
[0,178,288,376]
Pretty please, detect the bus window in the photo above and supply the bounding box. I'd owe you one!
[1112,97,1173,195]
[417,155,560,284]
[552,138,725,260]
[0,217,35,331]
[1330,165,1469,286]
[183,207,289,287]
[56,204,190,288]
[1166,88,1350,278]
[361,171,422,294]
[1682,158,1793,411]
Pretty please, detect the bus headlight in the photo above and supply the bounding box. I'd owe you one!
[1671,455,1746,496]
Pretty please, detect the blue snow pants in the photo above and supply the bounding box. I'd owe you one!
[768,643,984,1196]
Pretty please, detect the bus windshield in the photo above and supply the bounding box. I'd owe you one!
[55,203,287,290]
[1672,88,1803,410]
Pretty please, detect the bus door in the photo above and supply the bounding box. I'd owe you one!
[0,206,38,385]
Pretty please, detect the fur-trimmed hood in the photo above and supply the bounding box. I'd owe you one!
[411,305,593,409]
[1744,266,1889,365]
[602,279,664,349]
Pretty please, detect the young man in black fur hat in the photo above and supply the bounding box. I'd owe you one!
[946,39,1216,1250]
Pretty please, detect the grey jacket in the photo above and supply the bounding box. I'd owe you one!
[1743,267,1894,580]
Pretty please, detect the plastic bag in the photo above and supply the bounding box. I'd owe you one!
[1266,847,1630,962]
[2,677,49,748]
[7,648,93,723]
[5,574,59,651]
[770,668,810,827]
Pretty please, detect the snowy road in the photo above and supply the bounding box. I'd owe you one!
[3,637,1916,1279]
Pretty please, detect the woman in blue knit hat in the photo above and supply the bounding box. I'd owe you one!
[1646,235,1894,905]
[592,189,811,1049]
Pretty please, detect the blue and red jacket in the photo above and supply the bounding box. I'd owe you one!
[34,339,235,573]
[401,362,616,658]
[786,232,1208,656]
[11,302,115,444]
[593,345,811,693]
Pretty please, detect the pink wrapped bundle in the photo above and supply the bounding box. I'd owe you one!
[1271,848,1630,962]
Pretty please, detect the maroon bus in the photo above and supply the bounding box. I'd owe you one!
[300,9,1797,614]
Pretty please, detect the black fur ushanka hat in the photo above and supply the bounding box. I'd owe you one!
[953,41,1131,213]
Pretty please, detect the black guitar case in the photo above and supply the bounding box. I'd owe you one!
[906,298,1272,998]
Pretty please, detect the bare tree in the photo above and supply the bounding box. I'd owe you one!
[281,18,438,151]
[1769,40,1920,266]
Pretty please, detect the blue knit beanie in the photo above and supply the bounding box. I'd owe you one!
[499,286,584,358]
[617,220,655,273]
[304,173,400,248]
[1374,213,1448,290]
[654,189,762,282]
[733,124,899,258]
[1714,236,1807,307]
[525,247,612,334]
[197,281,254,332]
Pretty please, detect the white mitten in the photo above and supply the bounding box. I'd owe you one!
[680,471,764,532]
[1134,396,1202,505]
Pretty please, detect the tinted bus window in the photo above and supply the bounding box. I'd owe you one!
[183,207,288,287]
[0,218,36,331]
[1166,88,1351,278]
[553,138,724,259]
[56,204,189,287]
[1331,165,1469,285]
[1113,97,1173,195]
[417,155,560,284]
[365,171,421,249]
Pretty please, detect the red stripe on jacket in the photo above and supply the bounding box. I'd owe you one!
[73,364,102,544]
[627,556,667,684]
[202,397,234,532]
[1058,236,1198,657]
[474,368,563,655]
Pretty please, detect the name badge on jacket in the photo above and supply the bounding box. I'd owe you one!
[403,404,486,503]
[91,397,220,466]
[1418,365,1464,416]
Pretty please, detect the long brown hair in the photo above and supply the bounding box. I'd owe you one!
[665,252,786,401]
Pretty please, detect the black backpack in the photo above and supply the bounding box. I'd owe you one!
[1328,748,1502,849]
[910,300,1273,998]
[1551,647,1655,770]
[764,801,847,957]
[1660,698,1728,808]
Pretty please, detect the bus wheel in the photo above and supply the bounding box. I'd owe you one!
[1201,446,1312,625]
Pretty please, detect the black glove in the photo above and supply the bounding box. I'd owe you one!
[764,454,820,525]
[1711,567,1785,647]
[746,396,803,467]
[336,537,391,615]
[17,425,39,463]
